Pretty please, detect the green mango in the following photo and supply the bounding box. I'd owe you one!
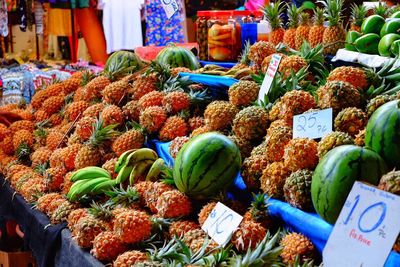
[380,19,400,37]
[355,33,381,54]
[361,15,386,34]
[391,40,400,57]
[345,31,362,51]
[379,34,400,57]
[391,11,400,19]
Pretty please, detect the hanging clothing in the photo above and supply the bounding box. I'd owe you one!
[99,0,144,54]
[34,0,44,34]
[0,0,8,37]
[18,0,27,31]
[46,7,72,36]
[145,0,184,46]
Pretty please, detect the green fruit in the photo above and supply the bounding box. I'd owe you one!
[156,45,200,70]
[355,33,380,54]
[311,145,387,224]
[391,11,400,18]
[361,15,386,34]
[391,40,400,56]
[105,50,144,74]
[345,31,362,52]
[173,132,242,200]
[378,34,400,57]
[365,100,400,169]
[380,19,400,37]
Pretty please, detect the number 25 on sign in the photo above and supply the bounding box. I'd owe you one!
[323,182,400,267]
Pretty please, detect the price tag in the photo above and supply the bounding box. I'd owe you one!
[323,182,400,267]
[161,0,179,19]
[258,54,282,103]
[201,202,243,246]
[293,108,333,139]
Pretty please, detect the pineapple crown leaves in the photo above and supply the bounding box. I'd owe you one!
[313,7,325,26]
[16,143,31,160]
[350,3,367,27]
[188,89,212,106]
[287,3,301,28]
[288,256,317,267]
[88,201,114,221]
[318,0,344,27]
[104,185,140,208]
[249,193,271,217]
[239,41,252,65]
[299,12,311,26]
[87,118,119,147]
[162,75,193,93]
[172,236,221,265]
[296,42,327,81]
[227,231,282,267]
[33,162,49,175]
[80,70,95,87]
[161,167,176,186]
[146,238,184,263]
[373,2,388,18]
[147,60,173,85]
[192,244,232,267]
[263,0,284,30]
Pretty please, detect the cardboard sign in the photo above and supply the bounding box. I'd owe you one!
[161,0,179,19]
[293,108,333,139]
[258,54,282,103]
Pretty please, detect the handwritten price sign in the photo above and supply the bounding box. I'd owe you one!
[161,0,179,19]
[323,182,400,267]
[258,54,282,103]
[293,108,333,139]
[201,202,243,246]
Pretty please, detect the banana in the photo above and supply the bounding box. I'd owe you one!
[91,179,117,194]
[145,158,166,182]
[68,177,111,201]
[115,164,134,184]
[115,149,137,173]
[70,166,111,182]
[67,180,87,200]
[125,148,158,166]
[129,159,154,186]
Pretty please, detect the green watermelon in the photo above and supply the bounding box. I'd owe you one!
[365,100,400,169]
[311,145,387,224]
[173,132,241,200]
[156,45,200,70]
[105,50,144,75]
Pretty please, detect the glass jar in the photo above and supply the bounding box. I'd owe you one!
[207,11,236,62]
[196,11,210,61]
[232,10,252,55]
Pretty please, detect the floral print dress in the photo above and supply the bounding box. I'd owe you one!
[145,0,185,46]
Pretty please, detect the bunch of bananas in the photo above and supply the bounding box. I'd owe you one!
[67,148,166,202]
[195,64,252,79]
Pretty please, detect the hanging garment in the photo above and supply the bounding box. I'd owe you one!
[34,0,43,34]
[18,0,27,32]
[145,0,185,46]
[100,0,144,54]
[0,0,8,37]
[46,7,72,36]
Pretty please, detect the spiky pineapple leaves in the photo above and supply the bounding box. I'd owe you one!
[104,185,140,208]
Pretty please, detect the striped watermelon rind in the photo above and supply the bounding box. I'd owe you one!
[156,46,200,70]
[365,99,400,169]
[173,132,241,200]
[311,145,387,224]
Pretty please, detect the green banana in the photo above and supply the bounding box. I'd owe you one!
[115,164,134,184]
[145,158,165,182]
[91,179,117,194]
[67,180,87,200]
[115,149,137,173]
[67,177,111,201]
[129,159,154,186]
[125,148,158,166]
[70,166,111,182]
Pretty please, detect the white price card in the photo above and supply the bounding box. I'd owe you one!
[161,0,179,19]
[258,54,282,103]
[323,182,400,267]
[293,108,333,139]
[201,202,243,246]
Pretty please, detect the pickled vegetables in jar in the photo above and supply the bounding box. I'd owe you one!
[196,11,210,61]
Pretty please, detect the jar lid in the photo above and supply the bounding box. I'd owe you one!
[197,11,212,17]
[207,10,233,17]
[232,10,252,16]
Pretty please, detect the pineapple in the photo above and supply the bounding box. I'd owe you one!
[169,220,199,238]
[232,106,268,141]
[260,162,290,199]
[378,170,400,195]
[320,0,346,55]
[51,201,79,224]
[34,110,50,123]
[30,147,52,167]
[261,53,287,73]
[113,210,152,244]
[295,13,311,50]
[232,41,251,70]
[84,75,111,102]
[13,129,34,152]
[169,136,189,159]
[73,215,109,248]
[354,129,365,147]
[101,105,124,126]
[350,3,367,32]
[61,172,74,195]
[156,190,192,218]
[190,125,213,137]
[366,95,394,117]
[122,100,140,122]
[20,178,48,203]
[65,101,90,122]
[309,8,325,47]
[35,193,64,214]
[91,231,127,261]
[228,134,254,159]
[82,103,105,118]
[327,66,371,91]
[102,158,118,179]
[373,2,389,18]
[138,91,165,110]
[243,193,273,229]
[265,125,292,163]
[0,123,10,141]
[61,77,80,95]
[130,74,158,100]
[102,80,130,105]
[139,106,168,133]
[162,91,190,114]
[49,113,63,126]
[171,67,192,77]
[183,228,218,253]
[49,148,66,168]
[198,202,217,226]
[280,233,316,265]
[284,169,313,210]
[1,136,15,155]
[111,129,144,156]
[317,81,361,115]
[44,166,67,191]
[241,153,269,191]
[113,251,148,267]
[75,116,96,141]
[264,0,285,45]
[46,131,66,151]
[248,41,277,68]
[283,4,300,49]
[42,96,65,115]
[279,90,316,123]
[283,138,318,172]
[334,107,367,137]
[67,208,88,231]
[204,101,238,131]
[9,120,34,133]
[159,116,188,141]
[317,131,354,158]
[278,55,308,80]
[231,220,266,252]
[228,80,260,107]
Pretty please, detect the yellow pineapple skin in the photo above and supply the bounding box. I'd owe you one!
[309,25,325,47]
[228,81,260,107]
[74,146,101,169]
[204,101,238,131]
[156,190,192,218]
[198,202,217,226]
[102,80,129,105]
[231,220,266,252]
[279,55,308,79]
[169,220,199,238]
[334,107,367,137]
[260,162,290,199]
[295,25,310,50]
[159,116,188,141]
[283,138,318,172]
[91,231,127,261]
[283,28,297,49]
[327,66,368,91]
[269,28,285,45]
[113,251,148,267]
[322,26,346,55]
[232,106,268,142]
[265,125,292,163]
[113,210,152,244]
[112,130,144,156]
[248,41,277,67]
[280,233,316,264]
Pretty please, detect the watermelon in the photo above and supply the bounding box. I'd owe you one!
[311,145,387,224]
[105,50,145,75]
[173,132,241,200]
[365,100,400,169]
[156,45,200,70]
